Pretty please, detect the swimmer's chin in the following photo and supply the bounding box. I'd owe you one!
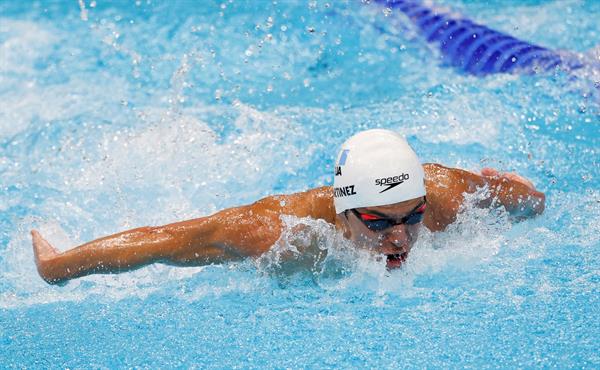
[386,253,408,269]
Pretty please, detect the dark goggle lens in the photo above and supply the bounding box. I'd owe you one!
[363,219,394,231]
[403,211,424,225]
[352,201,426,231]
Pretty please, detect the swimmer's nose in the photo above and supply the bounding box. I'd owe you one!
[382,225,412,251]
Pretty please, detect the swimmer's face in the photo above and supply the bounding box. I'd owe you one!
[337,197,426,268]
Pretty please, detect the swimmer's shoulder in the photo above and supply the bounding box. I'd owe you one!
[423,163,465,231]
[252,186,335,224]
[305,186,336,223]
[424,163,470,188]
[424,162,454,178]
[424,162,482,192]
[290,186,336,223]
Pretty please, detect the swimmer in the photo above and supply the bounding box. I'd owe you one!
[31,129,545,284]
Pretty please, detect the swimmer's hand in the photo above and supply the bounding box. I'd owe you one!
[31,230,63,284]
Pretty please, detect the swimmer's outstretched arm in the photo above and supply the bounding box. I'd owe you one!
[31,188,331,284]
[31,211,271,284]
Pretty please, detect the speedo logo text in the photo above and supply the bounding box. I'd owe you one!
[375,173,410,193]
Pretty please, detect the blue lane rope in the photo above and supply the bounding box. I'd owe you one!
[371,0,583,75]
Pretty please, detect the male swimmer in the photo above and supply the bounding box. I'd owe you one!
[31,129,545,284]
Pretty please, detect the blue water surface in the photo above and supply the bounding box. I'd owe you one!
[1,0,599,368]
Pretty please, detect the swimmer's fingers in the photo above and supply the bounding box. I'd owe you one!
[502,172,535,189]
[31,230,65,284]
[31,230,60,266]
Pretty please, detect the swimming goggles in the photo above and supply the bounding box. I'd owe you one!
[348,198,427,232]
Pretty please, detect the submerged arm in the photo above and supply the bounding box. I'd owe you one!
[423,163,546,230]
[469,167,545,217]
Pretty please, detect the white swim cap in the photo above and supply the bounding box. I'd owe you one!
[333,129,426,214]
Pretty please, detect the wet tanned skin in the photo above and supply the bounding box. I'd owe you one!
[32,163,545,284]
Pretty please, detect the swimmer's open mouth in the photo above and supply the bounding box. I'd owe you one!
[386,252,408,269]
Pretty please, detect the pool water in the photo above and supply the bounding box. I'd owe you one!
[1,0,599,367]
